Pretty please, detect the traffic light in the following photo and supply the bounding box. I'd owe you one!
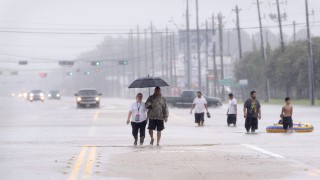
[11,71,18,75]
[67,72,73,76]
[119,60,128,65]
[59,61,74,66]
[91,61,100,66]
[18,61,28,65]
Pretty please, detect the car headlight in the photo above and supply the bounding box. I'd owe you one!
[77,97,82,102]
[41,96,44,99]
[48,94,52,97]
[23,93,28,97]
[40,93,44,96]
[30,93,34,97]
[56,94,60,97]
[95,97,100,101]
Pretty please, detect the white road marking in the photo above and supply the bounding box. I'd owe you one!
[241,144,285,159]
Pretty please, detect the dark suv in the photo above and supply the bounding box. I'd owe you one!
[48,90,61,100]
[75,89,101,108]
[29,90,45,102]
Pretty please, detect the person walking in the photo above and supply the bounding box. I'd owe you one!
[126,93,148,146]
[190,91,209,127]
[280,97,293,132]
[146,87,169,146]
[227,93,237,126]
[243,91,261,134]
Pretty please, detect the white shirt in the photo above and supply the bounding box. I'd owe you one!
[193,97,207,113]
[228,98,237,114]
[130,101,147,122]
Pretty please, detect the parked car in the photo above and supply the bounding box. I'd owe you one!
[29,90,45,102]
[48,90,61,100]
[165,90,222,108]
[75,89,101,108]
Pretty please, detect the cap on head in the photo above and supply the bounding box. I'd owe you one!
[155,87,160,90]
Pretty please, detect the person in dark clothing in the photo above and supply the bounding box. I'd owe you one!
[243,91,261,134]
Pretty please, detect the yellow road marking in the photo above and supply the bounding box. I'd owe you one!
[84,147,97,179]
[93,110,100,122]
[68,146,88,180]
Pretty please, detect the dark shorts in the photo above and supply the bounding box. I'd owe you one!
[283,116,293,130]
[245,117,258,131]
[227,114,237,125]
[195,113,205,123]
[148,119,165,131]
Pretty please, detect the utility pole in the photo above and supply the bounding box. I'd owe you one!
[305,0,315,105]
[276,0,285,52]
[130,29,135,80]
[293,21,296,41]
[150,22,155,76]
[205,20,209,95]
[256,0,270,102]
[169,34,174,86]
[136,25,141,77]
[160,31,164,77]
[196,0,202,90]
[212,14,219,97]
[144,29,148,75]
[172,32,177,86]
[186,0,191,89]
[218,12,225,101]
[233,5,242,59]
[166,27,169,81]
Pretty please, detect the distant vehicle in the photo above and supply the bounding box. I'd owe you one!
[75,89,101,108]
[48,90,61,100]
[29,90,45,102]
[166,90,222,108]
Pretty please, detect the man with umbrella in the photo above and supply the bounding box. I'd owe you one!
[128,76,170,146]
[146,87,169,146]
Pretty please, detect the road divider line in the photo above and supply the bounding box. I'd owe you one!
[68,146,88,180]
[84,146,97,179]
[93,110,100,122]
[241,144,285,159]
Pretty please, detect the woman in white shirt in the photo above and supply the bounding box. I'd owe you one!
[126,93,148,146]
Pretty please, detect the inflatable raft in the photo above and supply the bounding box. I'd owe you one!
[266,122,314,133]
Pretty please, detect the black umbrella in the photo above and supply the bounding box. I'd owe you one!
[128,76,169,88]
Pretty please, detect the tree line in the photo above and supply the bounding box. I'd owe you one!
[234,37,320,100]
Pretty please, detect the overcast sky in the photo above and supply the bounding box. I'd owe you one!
[0,0,319,62]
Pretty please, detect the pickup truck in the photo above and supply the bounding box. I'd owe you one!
[165,90,222,108]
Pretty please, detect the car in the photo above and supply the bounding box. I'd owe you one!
[29,90,45,102]
[48,90,61,100]
[75,89,101,108]
[165,90,222,108]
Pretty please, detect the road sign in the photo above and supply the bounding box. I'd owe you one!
[219,79,234,85]
[39,72,47,78]
[239,79,248,86]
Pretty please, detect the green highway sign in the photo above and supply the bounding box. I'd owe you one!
[219,79,234,85]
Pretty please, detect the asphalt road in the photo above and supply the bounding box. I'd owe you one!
[0,96,319,180]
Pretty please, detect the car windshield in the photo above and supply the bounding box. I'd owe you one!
[31,90,42,94]
[78,90,97,96]
[50,91,59,94]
